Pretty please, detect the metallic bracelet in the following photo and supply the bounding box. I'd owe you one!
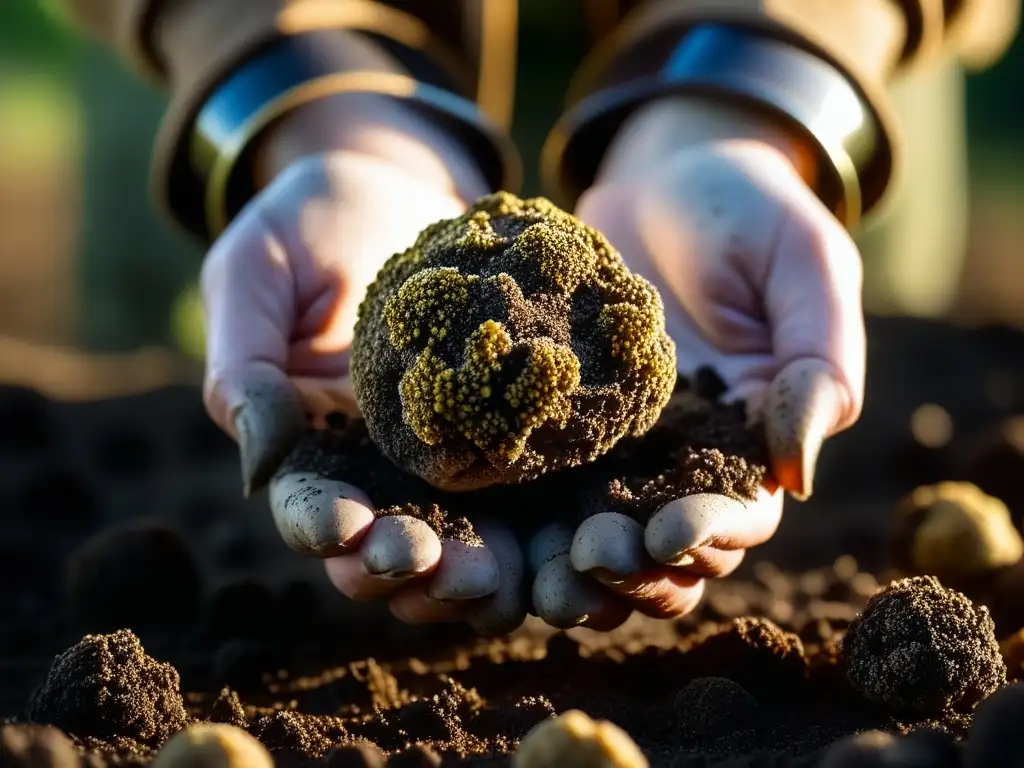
[541,23,892,230]
[190,34,521,239]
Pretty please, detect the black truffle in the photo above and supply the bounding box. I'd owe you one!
[66,520,202,632]
[351,192,676,491]
[674,677,758,739]
[842,575,1005,713]
[28,629,189,745]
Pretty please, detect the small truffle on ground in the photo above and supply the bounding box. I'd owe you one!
[0,724,78,768]
[66,520,203,632]
[842,576,1006,713]
[351,192,677,492]
[685,618,807,693]
[512,710,648,768]
[673,677,758,739]
[149,723,273,768]
[28,629,189,746]
[891,482,1023,584]
[964,683,1024,767]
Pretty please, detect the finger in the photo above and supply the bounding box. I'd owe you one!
[428,539,501,601]
[570,513,648,580]
[528,522,577,573]
[388,584,466,625]
[763,358,848,501]
[532,553,627,630]
[762,189,867,499]
[678,547,746,580]
[322,516,441,600]
[596,569,706,620]
[201,207,307,496]
[529,522,628,630]
[360,516,441,578]
[268,472,375,557]
[581,599,634,631]
[644,490,783,566]
[467,520,529,636]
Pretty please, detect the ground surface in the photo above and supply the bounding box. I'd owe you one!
[4,316,1024,767]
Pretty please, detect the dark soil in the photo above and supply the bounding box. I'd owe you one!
[282,370,767,545]
[6,317,1024,766]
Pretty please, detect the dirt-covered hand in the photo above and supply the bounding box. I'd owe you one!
[201,146,519,628]
[538,101,865,628]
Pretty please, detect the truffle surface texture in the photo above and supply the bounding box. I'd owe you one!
[842,575,1005,713]
[28,629,188,745]
[673,676,758,739]
[351,192,676,491]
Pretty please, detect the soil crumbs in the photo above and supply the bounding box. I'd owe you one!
[284,372,768,544]
[2,553,988,767]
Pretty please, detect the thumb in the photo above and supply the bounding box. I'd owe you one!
[201,204,307,496]
[761,186,866,501]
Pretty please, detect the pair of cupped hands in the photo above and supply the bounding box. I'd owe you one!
[201,94,866,635]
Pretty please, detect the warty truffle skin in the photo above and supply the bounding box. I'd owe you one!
[351,192,677,491]
[842,575,1005,714]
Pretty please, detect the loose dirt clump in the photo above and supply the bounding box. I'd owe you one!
[280,376,767,545]
[27,629,189,747]
[674,677,759,739]
[842,576,1006,714]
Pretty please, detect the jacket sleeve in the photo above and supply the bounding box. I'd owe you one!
[51,0,519,240]
[546,0,1020,226]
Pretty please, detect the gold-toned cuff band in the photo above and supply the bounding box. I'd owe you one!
[542,23,894,230]
[186,33,520,240]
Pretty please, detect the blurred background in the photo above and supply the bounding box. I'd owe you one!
[0,0,1020,397]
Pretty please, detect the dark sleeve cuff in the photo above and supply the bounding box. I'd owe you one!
[541,13,902,230]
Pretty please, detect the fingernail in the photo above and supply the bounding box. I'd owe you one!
[429,540,500,600]
[268,474,375,557]
[234,381,307,497]
[361,516,441,578]
[765,360,843,501]
[645,494,741,565]
[570,513,646,577]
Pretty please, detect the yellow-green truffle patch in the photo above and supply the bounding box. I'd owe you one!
[351,192,677,491]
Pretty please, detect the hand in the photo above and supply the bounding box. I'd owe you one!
[530,98,866,629]
[199,96,526,633]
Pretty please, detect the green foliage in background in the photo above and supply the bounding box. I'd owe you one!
[0,1,75,64]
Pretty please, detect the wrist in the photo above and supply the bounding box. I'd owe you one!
[251,92,492,204]
[596,97,820,188]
